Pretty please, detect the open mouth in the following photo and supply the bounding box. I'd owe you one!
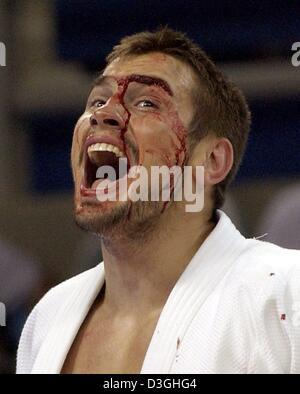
[82,139,130,192]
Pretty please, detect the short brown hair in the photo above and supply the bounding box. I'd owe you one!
[106,27,251,210]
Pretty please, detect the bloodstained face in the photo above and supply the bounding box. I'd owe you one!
[71,52,196,236]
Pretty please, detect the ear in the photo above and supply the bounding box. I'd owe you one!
[204,137,234,186]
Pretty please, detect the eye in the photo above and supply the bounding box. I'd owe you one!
[91,99,106,108]
[136,99,158,109]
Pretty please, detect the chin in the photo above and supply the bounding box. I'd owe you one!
[74,197,164,240]
[74,198,130,234]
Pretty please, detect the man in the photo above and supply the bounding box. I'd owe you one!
[17,28,300,374]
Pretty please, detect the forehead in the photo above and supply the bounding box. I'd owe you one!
[103,52,196,102]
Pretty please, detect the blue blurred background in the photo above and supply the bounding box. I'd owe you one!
[0,0,299,373]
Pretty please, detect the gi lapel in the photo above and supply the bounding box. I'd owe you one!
[140,210,248,373]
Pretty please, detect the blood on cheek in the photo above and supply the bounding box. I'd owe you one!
[113,76,188,168]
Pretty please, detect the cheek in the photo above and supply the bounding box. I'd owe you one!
[71,113,90,169]
[70,139,78,178]
[130,111,187,167]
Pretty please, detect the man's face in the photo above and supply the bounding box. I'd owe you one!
[71,52,196,235]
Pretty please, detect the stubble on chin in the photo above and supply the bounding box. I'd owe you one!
[74,199,164,242]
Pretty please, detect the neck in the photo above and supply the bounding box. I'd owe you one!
[100,202,216,315]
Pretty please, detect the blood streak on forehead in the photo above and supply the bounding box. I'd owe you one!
[93,73,173,97]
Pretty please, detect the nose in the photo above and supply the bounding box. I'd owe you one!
[89,98,126,130]
[90,113,121,128]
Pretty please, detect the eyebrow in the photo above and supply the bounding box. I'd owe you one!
[92,73,174,97]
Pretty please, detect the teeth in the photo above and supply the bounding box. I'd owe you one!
[87,143,124,158]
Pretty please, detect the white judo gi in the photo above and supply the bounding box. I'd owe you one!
[16,211,300,374]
